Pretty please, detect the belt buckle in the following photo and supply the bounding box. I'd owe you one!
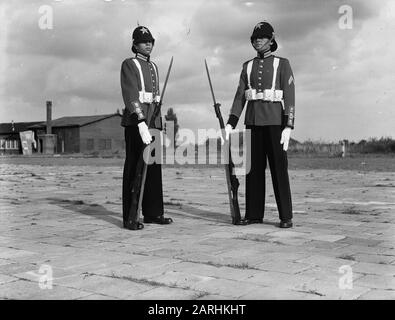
[245,88,256,100]
[143,92,153,103]
[256,92,264,100]
[274,90,283,101]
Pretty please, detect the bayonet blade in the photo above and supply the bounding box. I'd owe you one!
[159,56,174,106]
[204,59,217,105]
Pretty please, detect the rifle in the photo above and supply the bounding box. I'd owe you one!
[204,59,243,225]
[126,56,174,229]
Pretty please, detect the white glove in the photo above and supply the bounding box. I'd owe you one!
[280,127,292,151]
[225,124,233,141]
[220,124,233,145]
[138,122,152,145]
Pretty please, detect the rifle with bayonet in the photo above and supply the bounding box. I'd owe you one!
[126,56,174,230]
[204,59,244,225]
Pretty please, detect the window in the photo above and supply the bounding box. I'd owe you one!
[98,139,105,150]
[105,139,111,150]
[98,139,111,150]
[5,140,19,149]
[87,139,94,151]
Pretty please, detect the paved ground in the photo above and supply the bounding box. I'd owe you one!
[0,160,394,300]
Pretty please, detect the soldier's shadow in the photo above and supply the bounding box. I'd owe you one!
[166,203,279,227]
[46,198,122,228]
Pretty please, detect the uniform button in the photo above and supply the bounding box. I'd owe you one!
[258,77,261,79]
[258,83,261,85]
[259,71,262,73]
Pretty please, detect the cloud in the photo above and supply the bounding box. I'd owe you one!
[1,0,394,142]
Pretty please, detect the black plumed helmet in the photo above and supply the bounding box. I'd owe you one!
[132,26,155,53]
[250,21,278,52]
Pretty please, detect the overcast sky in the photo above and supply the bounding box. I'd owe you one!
[1,0,394,142]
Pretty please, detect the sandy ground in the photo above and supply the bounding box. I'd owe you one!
[0,155,394,300]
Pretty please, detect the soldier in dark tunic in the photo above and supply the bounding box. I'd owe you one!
[225,21,295,228]
[120,26,173,230]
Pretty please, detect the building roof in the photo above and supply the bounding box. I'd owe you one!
[0,121,43,134]
[28,113,121,129]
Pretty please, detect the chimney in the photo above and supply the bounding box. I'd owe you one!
[46,101,52,134]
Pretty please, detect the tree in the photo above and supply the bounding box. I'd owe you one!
[164,108,179,148]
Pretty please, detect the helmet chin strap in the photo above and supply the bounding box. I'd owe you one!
[257,43,271,54]
[265,34,274,48]
[254,33,274,51]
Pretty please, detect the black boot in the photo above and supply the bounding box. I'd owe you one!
[279,220,293,228]
[124,220,144,230]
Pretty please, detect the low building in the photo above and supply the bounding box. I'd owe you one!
[29,113,124,154]
[1,113,125,155]
[0,121,42,155]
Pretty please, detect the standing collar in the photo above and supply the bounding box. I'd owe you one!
[135,53,150,61]
[257,50,272,59]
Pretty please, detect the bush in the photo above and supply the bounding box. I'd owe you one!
[359,137,395,154]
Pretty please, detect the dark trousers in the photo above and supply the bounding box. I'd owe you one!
[122,126,164,223]
[245,125,293,221]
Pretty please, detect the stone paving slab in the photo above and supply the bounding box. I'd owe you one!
[54,273,155,299]
[77,293,119,300]
[351,262,395,276]
[358,289,395,300]
[295,255,359,269]
[0,163,394,299]
[353,274,395,290]
[293,279,371,299]
[0,279,92,300]
[244,271,315,290]
[238,286,321,300]
[296,265,365,283]
[168,262,259,281]
[131,286,205,300]
[0,274,18,285]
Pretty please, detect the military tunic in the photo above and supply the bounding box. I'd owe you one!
[228,53,295,129]
[121,53,162,129]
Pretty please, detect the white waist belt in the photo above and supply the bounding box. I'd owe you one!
[138,92,161,104]
[245,89,283,102]
[245,57,283,102]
